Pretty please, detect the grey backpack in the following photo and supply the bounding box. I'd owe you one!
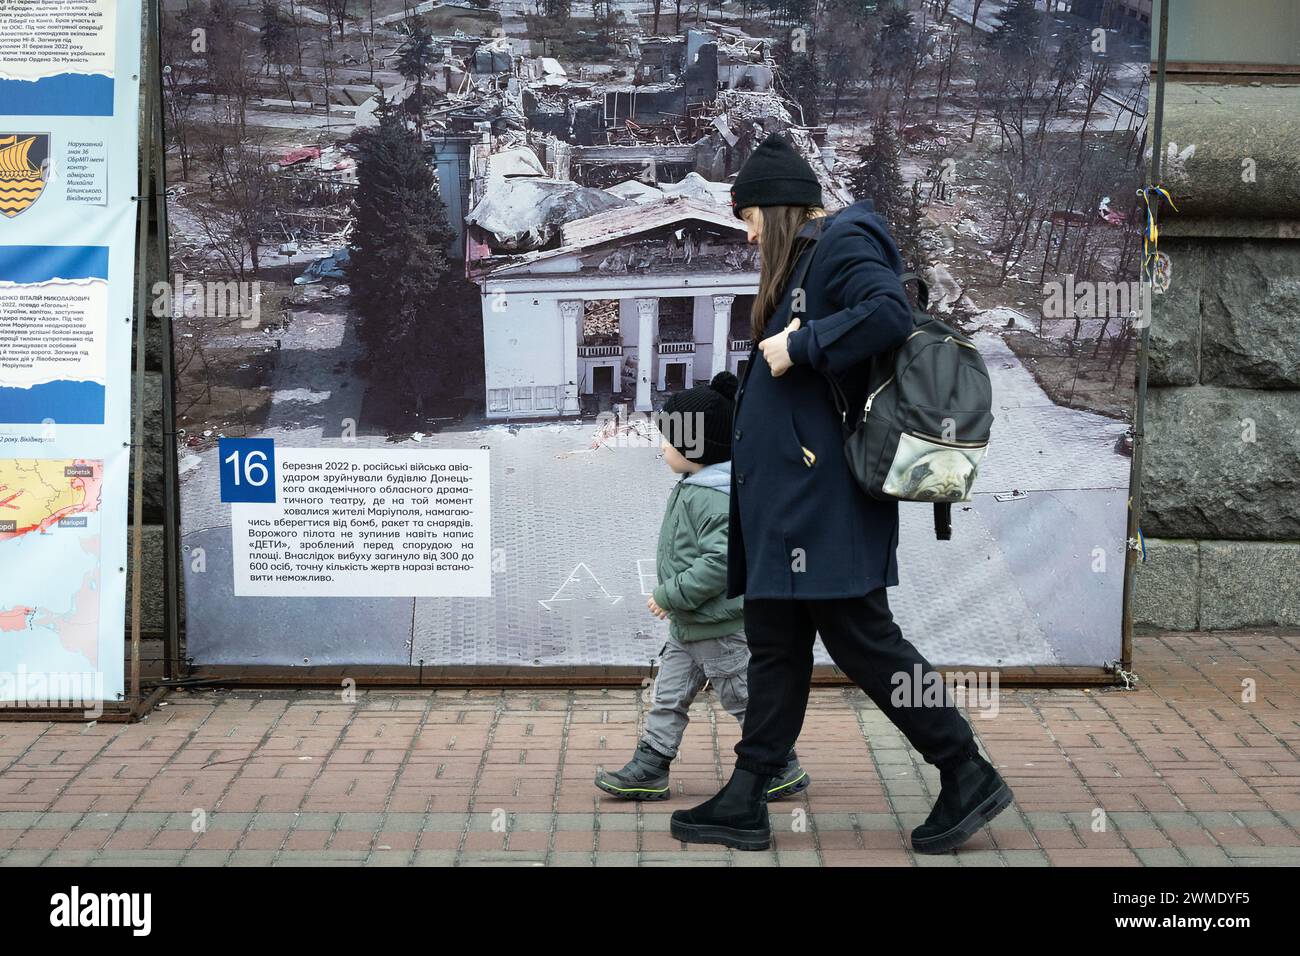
[790,240,993,541]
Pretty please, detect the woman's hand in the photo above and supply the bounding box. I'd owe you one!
[647,595,668,620]
[760,317,801,377]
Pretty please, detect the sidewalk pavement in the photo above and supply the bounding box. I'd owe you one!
[2,629,1298,867]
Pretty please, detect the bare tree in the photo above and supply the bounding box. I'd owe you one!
[324,0,349,39]
[1078,55,1113,148]
[1043,26,1085,128]
[259,1,296,105]
[197,131,277,278]
[968,46,1006,142]
[994,55,1045,170]
[896,20,929,121]
[821,5,874,122]
[160,15,199,181]
[204,0,257,137]
[932,27,961,119]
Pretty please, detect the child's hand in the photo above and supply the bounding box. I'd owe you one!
[647,595,668,620]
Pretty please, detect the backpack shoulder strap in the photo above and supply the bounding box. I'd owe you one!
[934,502,952,541]
[899,271,930,311]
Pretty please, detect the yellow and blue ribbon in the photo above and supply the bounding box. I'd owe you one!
[1136,185,1177,273]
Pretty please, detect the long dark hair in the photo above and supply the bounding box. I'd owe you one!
[749,204,826,340]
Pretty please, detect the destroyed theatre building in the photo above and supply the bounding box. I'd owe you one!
[457,25,845,421]
[470,184,761,419]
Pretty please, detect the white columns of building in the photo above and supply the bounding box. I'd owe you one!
[635,296,658,412]
[558,299,582,414]
[711,294,734,378]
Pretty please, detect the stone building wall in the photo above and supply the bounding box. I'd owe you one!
[1134,81,1300,630]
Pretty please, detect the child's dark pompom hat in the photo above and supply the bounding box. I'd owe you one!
[658,372,739,466]
[730,132,823,219]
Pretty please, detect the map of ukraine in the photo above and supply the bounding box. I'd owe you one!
[0,459,103,659]
[0,458,102,541]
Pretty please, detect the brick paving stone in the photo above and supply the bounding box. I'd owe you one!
[996,849,1050,866]
[411,850,457,865]
[286,830,330,850]
[276,850,371,865]
[194,829,244,850]
[955,849,1005,866]
[240,830,288,850]
[0,850,51,865]
[593,829,637,852]
[1180,845,1236,866]
[774,850,820,866]
[59,829,111,850]
[147,830,198,851]
[77,812,126,830]
[36,812,82,829]
[1133,847,1190,866]
[990,829,1041,850]
[416,831,461,851]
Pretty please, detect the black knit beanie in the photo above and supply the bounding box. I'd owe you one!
[730,132,822,219]
[657,371,739,466]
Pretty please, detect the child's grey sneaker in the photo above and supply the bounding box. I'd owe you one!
[766,751,811,801]
[595,740,672,801]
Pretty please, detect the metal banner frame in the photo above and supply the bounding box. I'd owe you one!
[146,2,1180,694]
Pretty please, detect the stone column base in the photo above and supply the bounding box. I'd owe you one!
[1134,538,1300,630]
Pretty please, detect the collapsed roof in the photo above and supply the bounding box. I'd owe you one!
[466,176,629,251]
[481,195,751,278]
[604,171,731,206]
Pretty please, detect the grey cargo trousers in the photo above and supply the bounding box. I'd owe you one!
[642,632,749,759]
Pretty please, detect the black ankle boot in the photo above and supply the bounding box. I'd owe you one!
[911,753,1013,854]
[670,768,771,851]
[595,740,672,800]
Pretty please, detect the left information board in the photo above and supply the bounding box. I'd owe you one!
[0,0,143,709]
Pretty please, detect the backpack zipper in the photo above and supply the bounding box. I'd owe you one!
[862,330,928,415]
[863,376,894,414]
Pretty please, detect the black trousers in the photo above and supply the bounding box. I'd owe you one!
[735,588,978,777]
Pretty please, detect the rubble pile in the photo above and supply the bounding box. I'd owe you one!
[716,88,792,127]
[452,22,849,264]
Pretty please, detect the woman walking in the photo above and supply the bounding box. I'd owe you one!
[670,132,1013,854]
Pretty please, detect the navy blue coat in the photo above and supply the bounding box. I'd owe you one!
[726,199,913,600]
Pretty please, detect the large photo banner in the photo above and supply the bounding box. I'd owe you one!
[163,0,1149,671]
[0,0,143,705]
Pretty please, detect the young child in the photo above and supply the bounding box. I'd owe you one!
[595,371,808,802]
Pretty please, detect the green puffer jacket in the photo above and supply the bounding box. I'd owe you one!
[651,461,745,642]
